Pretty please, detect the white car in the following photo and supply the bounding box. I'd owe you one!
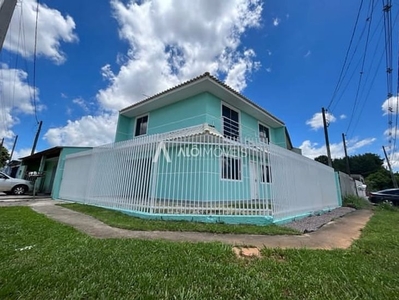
[0,172,34,195]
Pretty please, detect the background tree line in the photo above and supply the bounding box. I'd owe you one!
[314,153,396,191]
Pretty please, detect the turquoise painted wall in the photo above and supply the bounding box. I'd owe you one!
[271,127,287,148]
[152,143,272,202]
[115,115,132,142]
[116,91,288,150]
[147,93,208,134]
[41,160,58,193]
[52,147,92,199]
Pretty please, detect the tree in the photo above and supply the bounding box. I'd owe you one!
[314,155,329,166]
[332,153,384,177]
[0,146,10,168]
[365,168,392,191]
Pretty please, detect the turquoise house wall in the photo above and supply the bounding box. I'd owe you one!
[147,93,209,135]
[115,91,288,150]
[41,159,58,193]
[153,145,252,201]
[271,127,287,148]
[52,147,92,199]
[115,115,132,142]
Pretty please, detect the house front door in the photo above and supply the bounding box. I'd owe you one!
[249,161,259,200]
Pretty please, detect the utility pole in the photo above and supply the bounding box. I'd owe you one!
[342,133,350,175]
[9,134,18,161]
[382,146,398,188]
[0,0,18,51]
[31,120,42,155]
[322,107,333,167]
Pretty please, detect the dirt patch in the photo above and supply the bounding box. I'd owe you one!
[233,247,261,258]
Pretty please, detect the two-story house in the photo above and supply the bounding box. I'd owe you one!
[58,72,340,224]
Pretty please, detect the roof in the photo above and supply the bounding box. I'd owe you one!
[20,146,92,161]
[120,72,285,128]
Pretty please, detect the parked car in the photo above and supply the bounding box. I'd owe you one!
[0,172,33,195]
[368,188,399,205]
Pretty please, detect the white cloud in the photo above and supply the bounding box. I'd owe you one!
[97,0,263,111]
[299,137,376,159]
[306,112,336,130]
[266,49,272,56]
[4,0,77,64]
[0,64,40,144]
[266,67,272,73]
[72,97,90,113]
[340,114,347,119]
[45,0,264,146]
[11,148,33,160]
[304,50,311,58]
[44,114,117,147]
[381,96,399,115]
[272,17,280,26]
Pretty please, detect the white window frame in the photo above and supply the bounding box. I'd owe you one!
[258,122,271,143]
[134,114,149,137]
[221,102,240,140]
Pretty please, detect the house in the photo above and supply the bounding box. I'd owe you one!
[18,146,92,197]
[57,73,341,224]
[115,72,300,152]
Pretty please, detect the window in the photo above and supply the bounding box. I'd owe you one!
[259,124,270,143]
[222,105,239,139]
[222,156,241,180]
[261,165,271,183]
[135,115,148,136]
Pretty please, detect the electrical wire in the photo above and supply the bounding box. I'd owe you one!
[32,0,40,124]
[326,0,365,111]
[346,0,376,134]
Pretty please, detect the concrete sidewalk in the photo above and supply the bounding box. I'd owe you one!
[6,199,373,249]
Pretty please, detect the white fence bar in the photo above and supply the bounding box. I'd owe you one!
[58,124,340,223]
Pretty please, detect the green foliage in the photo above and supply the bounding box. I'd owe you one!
[314,155,329,166]
[0,146,10,168]
[1,207,399,298]
[333,153,384,177]
[365,169,393,191]
[343,195,372,209]
[60,203,299,235]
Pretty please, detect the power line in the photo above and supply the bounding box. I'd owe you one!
[326,0,365,111]
[346,0,376,134]
[32,0,40,124]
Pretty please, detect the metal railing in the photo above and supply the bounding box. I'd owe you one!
[59,124,340,223]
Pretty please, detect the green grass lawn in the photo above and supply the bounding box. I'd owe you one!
[59,203,299,235]
[0,207,398,299]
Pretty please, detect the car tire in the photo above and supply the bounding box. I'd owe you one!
[12,185,27,195]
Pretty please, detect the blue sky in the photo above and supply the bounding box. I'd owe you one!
[0,0,398,166]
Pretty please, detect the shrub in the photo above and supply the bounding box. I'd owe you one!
[343,195,372,209]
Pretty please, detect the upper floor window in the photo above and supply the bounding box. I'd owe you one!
[222,104,239,139]
[259,123,270,143]
[135,115,148,136]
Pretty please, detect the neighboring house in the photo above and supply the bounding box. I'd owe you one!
[58,73,340,224]
[19,147,92,197]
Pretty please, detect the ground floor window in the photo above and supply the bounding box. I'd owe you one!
[221,156,241,180]
[261,164,271,183]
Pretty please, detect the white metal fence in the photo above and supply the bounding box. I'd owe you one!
[59,125,340,223]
